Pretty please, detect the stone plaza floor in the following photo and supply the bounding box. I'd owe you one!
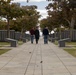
[0,38,76,75]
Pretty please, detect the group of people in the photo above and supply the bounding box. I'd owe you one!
[29,26,49,44]
[30,26,39,44]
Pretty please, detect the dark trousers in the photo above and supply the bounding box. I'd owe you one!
[35,38,39,44]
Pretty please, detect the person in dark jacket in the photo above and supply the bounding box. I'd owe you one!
[43,26,49,44]
[30,27,35,44]
[34,26,40,44]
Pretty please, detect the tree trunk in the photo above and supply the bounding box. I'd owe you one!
[70,17,75,40]
[59,25,61,39]
[20,28,24,40]
[7,19,10,38]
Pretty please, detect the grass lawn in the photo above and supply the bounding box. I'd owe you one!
[54,41,76,57]
[0,41,23,46]
[18,41,23,45]
[66,42,76,45]
[0,41,23,55]
[0,42,10,46]
[63,42,76,57]
[64,49,76,57]
[62,41,76,57]
[54,41,58,45]
[0,49,11,55]
[54,41,76,45]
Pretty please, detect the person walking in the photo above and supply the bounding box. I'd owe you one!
[34,26,40,44]
[30,27,35,44]
[43,26,49,44]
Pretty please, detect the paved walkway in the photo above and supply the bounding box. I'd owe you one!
[0,38,76,75]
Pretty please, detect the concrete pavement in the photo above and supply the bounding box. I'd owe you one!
[0,38,76,75]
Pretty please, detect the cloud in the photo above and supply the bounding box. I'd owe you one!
[37,9,48,20]
[12,0,46,2]
[11,0,49,20]
[30,0,46,2]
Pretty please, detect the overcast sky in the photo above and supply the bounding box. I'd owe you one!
[11,0,51,19]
